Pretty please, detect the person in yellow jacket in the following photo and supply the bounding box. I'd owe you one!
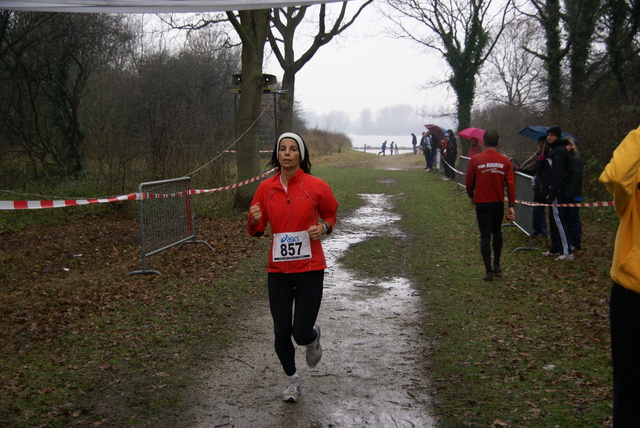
[599,125,640,426]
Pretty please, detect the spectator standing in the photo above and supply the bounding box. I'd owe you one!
[446,130,458,180]
[467,137,483,157]
[563,137,583,251]
[599,125,640,425]
[389,141,394,156]
[411,133,418,155]
[465,130,516,281]
[441,135,450,179]
[430,132,439,171]
[518,136,550,238]
[542,126,573,260]
[443,131,458,180]
[420,132,432,170]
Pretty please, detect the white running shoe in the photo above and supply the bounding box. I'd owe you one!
[542,251,559,257]
[282,377,301,403]
[556,254,575,261]
[306,325,322,368]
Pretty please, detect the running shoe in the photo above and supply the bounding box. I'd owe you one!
[282,377,301,403]
[542,251,559,257]
[483,272,493,281]
[556,254,575,261]
[492,265,502,274]
[306,325,322,368]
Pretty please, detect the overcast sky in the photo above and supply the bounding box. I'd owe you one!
[263,3,457,132]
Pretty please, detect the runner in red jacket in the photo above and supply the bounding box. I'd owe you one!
[248,132,338,403]
[465,130,515,281]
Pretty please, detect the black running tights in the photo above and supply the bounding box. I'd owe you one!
[475,201,504,273]
[267,270,324,376]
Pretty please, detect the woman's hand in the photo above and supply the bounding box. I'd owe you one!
[249,203,262,226]
[308,223,325,240]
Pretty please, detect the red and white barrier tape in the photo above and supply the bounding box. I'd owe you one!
[438,152,613,208]
[516,200,613,208]
[0,168,276,210]
[225,150,272,153]
[438,151,465,175]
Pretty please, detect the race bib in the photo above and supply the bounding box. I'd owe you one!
[272,231,312,262]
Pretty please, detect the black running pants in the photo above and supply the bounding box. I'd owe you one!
[475,201,504,273]
[267,270,324,376]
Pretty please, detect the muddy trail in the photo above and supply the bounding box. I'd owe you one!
[181,186,438,427]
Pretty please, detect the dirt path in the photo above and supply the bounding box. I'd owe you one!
[180,186,437,427]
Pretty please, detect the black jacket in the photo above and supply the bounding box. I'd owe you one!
[522,150,551,203]
[545,140,570,202]
[447,136,457,159]
[564,151,583,200]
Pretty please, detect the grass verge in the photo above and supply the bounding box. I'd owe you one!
[321,151,614,427]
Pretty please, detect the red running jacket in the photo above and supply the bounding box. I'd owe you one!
[465,149,516,206]
[247,168,338,273]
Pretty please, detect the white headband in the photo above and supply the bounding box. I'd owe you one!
[277,132,306,162]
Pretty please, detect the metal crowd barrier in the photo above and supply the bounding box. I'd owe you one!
[129,177,214,276]
[456,156,470,191]
[510,172,541,253]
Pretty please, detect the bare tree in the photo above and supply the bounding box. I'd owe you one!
[564,0,602,108]
[159,11,270,209]
[480,17,546,111]
[604,0,640,102]
[519,0,602,117]
[385,0,511,131]
[0,12,131,177]
[267,1,372,132]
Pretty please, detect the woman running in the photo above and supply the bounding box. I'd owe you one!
[247,132,338,403]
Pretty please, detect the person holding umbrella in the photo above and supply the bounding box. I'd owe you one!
[517,136,550,239]
[458,127,485,157]
[467,138,482,157]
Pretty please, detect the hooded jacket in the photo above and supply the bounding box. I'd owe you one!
[545,139,570,202]
[248,168,338,274]
[599,126,640,293]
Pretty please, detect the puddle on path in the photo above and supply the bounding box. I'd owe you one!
[183,193,436,428]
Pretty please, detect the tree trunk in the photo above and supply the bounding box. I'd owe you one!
[230,10,270,210]
[566,0,600,109]
[278,67,295,133]
[606,0,628,100]
[455,79,475,156]
[544,0,563,119]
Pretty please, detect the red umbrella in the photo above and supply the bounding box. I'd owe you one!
[458,127,485,142]
[424,124,446,139]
